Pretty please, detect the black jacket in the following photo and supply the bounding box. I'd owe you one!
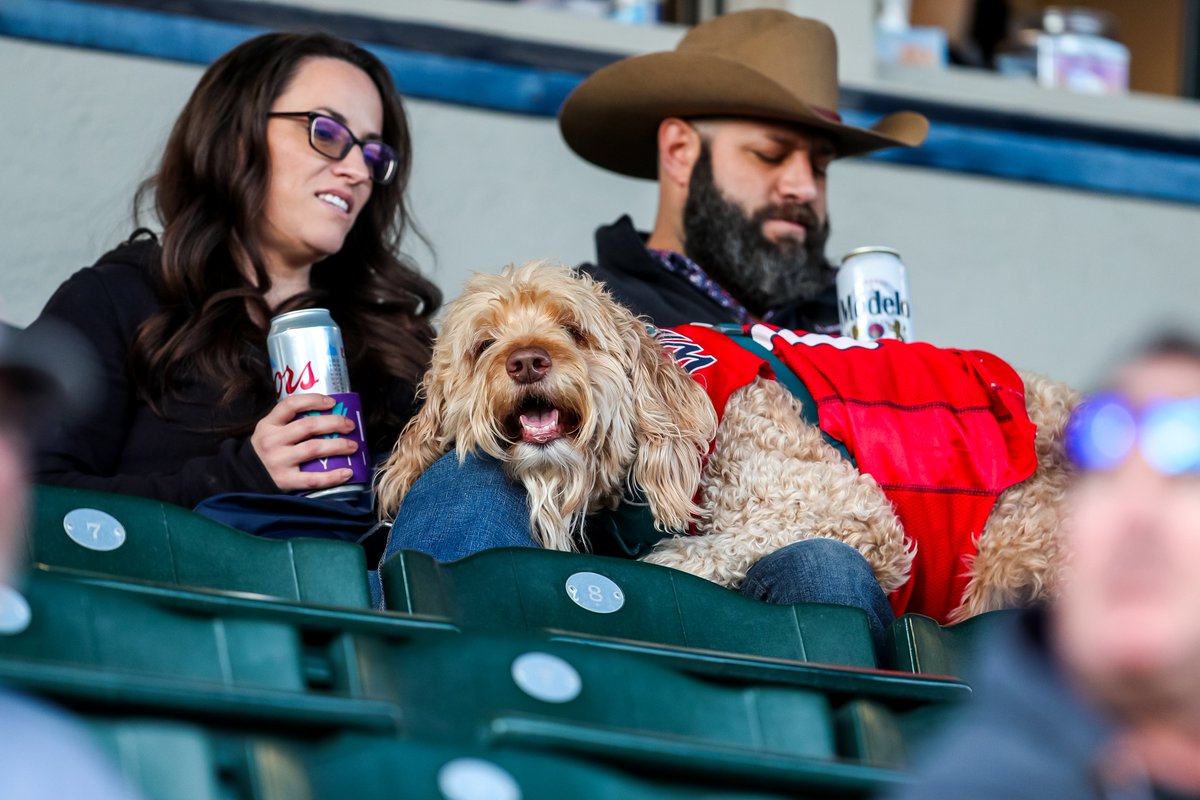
[32,239,414,508]
[578,215,840,331]
[888,611,1180,800]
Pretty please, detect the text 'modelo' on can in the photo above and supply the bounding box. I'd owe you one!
[836,246,913,342]
[267,309,369,495]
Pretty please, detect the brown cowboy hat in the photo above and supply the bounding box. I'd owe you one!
[559,9,929,179]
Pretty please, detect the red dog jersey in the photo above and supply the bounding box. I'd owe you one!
[658,323,1038,623]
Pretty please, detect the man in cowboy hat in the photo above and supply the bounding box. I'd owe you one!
[559,8,928,329]
[0,322,136,798]
[555,10,929,651]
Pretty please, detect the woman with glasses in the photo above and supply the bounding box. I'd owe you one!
[31,32,440,507]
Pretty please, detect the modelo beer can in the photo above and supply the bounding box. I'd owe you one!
[267,309,369,494]
[836,246,914,342]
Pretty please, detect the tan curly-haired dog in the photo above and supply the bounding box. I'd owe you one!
[377,262,1079,622]
[376,262,717,554]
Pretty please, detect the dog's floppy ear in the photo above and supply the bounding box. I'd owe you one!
[375,371,451,521]
[621,313,718,532]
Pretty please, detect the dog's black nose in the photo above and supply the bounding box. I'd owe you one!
[507,347,552,384]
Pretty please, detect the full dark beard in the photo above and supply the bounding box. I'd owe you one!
[682,146,832,316]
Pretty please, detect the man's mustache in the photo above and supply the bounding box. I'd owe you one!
[754,203,822,231]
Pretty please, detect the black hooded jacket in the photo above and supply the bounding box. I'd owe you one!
[578,215,840,331]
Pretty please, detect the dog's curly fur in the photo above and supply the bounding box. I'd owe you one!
[378,262,1080,621]
[376,262,717,552]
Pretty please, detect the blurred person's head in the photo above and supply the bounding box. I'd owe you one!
[0,323,93,582]
[1054,334,1200,723]
[558,10,928,314]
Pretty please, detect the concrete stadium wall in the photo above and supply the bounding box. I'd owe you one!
[5,34,1199,388]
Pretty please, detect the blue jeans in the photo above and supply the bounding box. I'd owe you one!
[377,452,895,650]
[738,538,895,655]
[383,450,537,560]
[373,450,536,605]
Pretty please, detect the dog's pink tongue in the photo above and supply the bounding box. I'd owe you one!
[520,408,563,443]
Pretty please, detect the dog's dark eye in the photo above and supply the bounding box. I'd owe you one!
[564,325,587,346]
[473,338,495,359]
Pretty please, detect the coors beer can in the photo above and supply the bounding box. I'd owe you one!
[267,309,369,495]
[836,246,914,342]
[267,309,351,399]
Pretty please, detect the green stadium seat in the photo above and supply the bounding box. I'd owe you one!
[87,720,810,800]
[886,610,1015,677]
[6,573,914,795]
[380,547,877,668]
[308,734,882,800]
[834,698,954,770]
[68,623,907,796]
[91,721,224,800]
[30,484,371,608]
[357,632,835,759]
[0,572,402,733]
[347,631,910,795]
[3,572,308,690]
[46,560,970,714]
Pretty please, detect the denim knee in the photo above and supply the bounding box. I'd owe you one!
[739,537,895,654]
[741,538,879,603]
[382,449,536,565]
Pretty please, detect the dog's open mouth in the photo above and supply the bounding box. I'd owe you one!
[509,397,575,445]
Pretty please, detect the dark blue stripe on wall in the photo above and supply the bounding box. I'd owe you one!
[82,0,623,75]
[5,0,1200,205]
[0,0,260,64]
[846,111,1200,206]
[0,0,583,115]
[843,87,1200,158]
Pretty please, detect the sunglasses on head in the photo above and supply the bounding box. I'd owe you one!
[268,111,399,185]
[1065,393,1200,475]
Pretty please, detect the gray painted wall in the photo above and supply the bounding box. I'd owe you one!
[5,33,1198,388]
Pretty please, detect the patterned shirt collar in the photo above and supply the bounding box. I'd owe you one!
[648,247,763,324]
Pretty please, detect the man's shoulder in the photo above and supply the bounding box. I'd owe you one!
[890,610,1112,799]
[590,215,654,274]
[584,217,735,327]
[583,259,732,328]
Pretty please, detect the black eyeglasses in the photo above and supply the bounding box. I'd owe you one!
[268,111,399,185]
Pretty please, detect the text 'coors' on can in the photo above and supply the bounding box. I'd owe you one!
[836,246,914,342]
[267,308,351,400]
[267,308,370,498]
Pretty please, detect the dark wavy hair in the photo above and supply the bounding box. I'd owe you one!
[130,31,440,443]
